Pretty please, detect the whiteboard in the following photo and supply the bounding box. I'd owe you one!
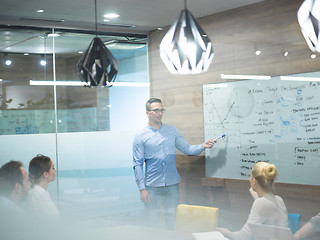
[0,108,97,135]
[203,76,320,185]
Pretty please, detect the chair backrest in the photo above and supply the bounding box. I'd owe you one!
[288,213,301,234]
[249,222,293,240]
[175,204,219,233]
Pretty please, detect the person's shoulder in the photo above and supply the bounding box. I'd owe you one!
[251,194,271,207]
[0,196,17,209]
[260,193,286,207]
[311,212,320,222]
[160,124,183,137]
[134,125,154,142]
[134,125,150,136]
[275,195,287,208]
[261,192,282,200]
[273,193,285,203]
[161,124,178,131]
[30,184,45,192]
[274,194,284,200]
[27,185,46,199]
[252,196,265,204]
[250,195,271,214]
[0,196,25,216]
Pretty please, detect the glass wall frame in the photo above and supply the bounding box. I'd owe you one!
[0,26,149,221]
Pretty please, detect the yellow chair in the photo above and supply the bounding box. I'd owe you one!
[175,204,219,233]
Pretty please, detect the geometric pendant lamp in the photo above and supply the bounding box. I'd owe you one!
[78,37,119,87]
[77,0,119,87]
[159,2,214,74]
[297,0,320,53]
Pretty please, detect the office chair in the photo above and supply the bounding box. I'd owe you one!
[288,213,301,234]
[175,204,219,233]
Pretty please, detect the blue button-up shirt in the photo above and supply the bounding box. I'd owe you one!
[133,124,204,190]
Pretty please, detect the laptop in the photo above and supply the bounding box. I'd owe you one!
[249,222,293,240]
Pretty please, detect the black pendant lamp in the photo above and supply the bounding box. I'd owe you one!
[159,0,214,74]
[77,0,119,87]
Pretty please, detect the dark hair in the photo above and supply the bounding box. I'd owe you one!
[29,154,52,185]
[146,98,162,111]
[0,160,23,196]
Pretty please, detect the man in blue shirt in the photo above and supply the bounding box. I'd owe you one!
[133,98,216,229]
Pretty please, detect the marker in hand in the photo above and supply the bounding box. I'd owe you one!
[204,134,226,149]
[215,134,226,141]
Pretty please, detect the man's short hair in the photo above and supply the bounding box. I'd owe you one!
[0,161,23,197]
[146,98,162,111]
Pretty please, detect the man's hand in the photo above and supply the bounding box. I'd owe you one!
[140,189,150,203]
[202,139,217,149]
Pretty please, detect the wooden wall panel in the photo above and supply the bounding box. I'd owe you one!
[148,0,320,226]
[148,0,320,166]
[149,0,320,146]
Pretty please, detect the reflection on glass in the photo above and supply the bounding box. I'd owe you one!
[0,26,149,223]
[0,28,149,134]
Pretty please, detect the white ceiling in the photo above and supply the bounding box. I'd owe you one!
[0,0,264,58]
[0,0,264,33]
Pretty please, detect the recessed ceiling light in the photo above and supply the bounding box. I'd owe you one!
[103,13,119,19]
[255,50,261,55]
[37,9,44,13]
[283,51,289,57]
[104,19,110,22]
[78,51,83,54]
[24,53,29,56]
[311,54,317,59]
[40,60,47,66]
[157,27,163,30]
[5,59,12,66]
[4,54,12,66]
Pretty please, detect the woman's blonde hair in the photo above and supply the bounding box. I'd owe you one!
[251,161,277,192]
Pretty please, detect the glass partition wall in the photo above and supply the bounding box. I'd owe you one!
[0,27,149,222]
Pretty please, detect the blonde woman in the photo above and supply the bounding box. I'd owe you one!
[217,162,288,240]
[25,154,59,220]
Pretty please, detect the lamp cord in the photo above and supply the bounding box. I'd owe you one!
[95,0,97,37]
[44,35,46,81]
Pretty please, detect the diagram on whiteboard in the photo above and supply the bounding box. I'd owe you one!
[203,78,320,185]
[204,85,256,148]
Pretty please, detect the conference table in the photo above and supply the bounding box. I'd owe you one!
[103,225,228,240]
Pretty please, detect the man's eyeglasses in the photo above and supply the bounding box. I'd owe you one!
[148,108,166,113]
